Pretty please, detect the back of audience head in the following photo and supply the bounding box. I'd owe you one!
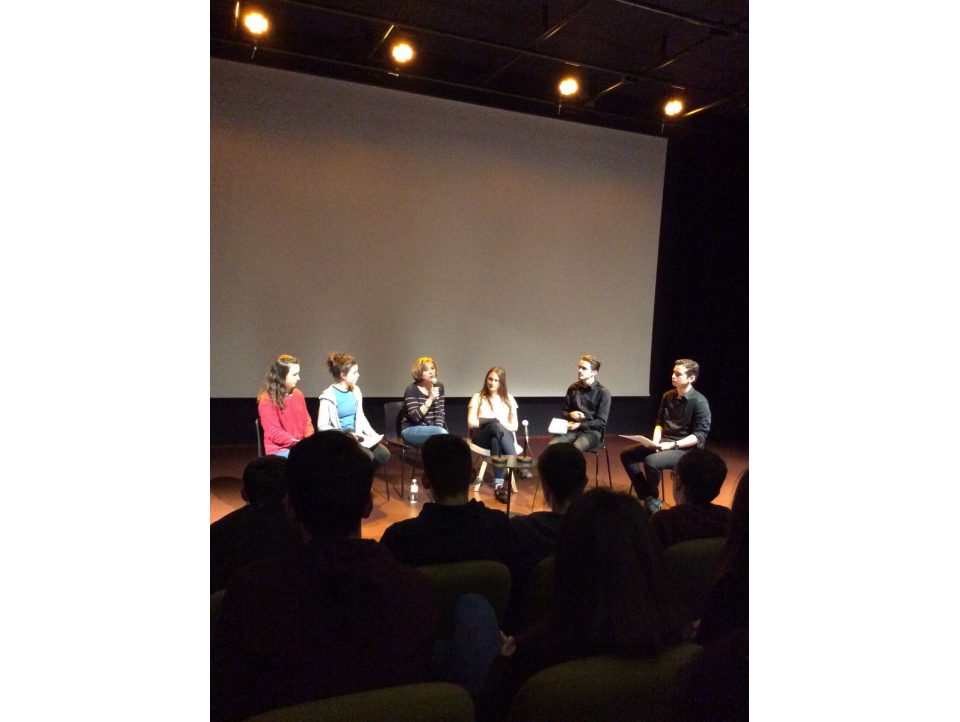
[674,449,728,505]
[421,434,473,502]
[286,430,374,539]
[553,488,680,656]
[241,455,288,507]
[537,442,587,511]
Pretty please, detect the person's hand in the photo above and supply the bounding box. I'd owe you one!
[569,411,585,421]
[658,440,676,451]
[500,632,516,657]
[568,421,580,431]
[431,386,441,400]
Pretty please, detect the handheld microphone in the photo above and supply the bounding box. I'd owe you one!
[432,379,441,398]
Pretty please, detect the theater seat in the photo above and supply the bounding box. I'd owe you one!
[417,560,512,638]
[243,682,474,722]
[509,643,701,722]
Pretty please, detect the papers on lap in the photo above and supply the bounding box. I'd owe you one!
[358,433,384,448]
[548,417,569,434]
[620,434,658,449]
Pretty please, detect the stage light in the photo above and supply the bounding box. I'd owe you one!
[243,11,269,35]
[558,77,579,97]
[392,42,414,64]
[664,99,683,116]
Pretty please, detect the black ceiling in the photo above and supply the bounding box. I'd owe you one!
[211,0,748,138]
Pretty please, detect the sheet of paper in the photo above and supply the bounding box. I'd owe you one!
[619,434,658,449]
[548,417,569,434]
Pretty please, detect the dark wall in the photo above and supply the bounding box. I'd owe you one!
[650,130,749,444]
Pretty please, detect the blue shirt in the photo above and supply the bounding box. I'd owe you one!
[334,387,357,431]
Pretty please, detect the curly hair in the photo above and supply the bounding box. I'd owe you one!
[257,354,300,410]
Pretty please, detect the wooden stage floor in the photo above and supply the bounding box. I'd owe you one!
[211,436,748,541]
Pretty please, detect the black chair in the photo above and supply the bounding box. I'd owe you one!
[255,418,265,457]
[585,430,612,488]
[382,401,419,499]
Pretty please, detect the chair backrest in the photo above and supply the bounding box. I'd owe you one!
[383,401,406,443]
[509,643,701,722]
[662,536,726,625]
[243,682,475,722]
[417,560,512,638]
[255,418,265,457]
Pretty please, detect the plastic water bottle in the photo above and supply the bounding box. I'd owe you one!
[409,478,419,504]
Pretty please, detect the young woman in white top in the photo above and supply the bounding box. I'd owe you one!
[467,366,521,502]
[317,352,390,467]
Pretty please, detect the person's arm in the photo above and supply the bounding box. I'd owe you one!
[316,391,339,431]
[295,390,315,438]
[258,396,299,449]
[403,385,431,423]
[467,393,481,430]
[503,395,519,432]
[652,424,663,445]
[578,388,610,431]
[354,388,379,438]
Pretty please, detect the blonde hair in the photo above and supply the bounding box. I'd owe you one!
[410,356,439,381]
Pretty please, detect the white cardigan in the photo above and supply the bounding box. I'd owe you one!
[317,384,380,441]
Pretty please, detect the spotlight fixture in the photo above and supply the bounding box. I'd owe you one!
[243,11,269,35]
[391,42,414,64]
[664,99,684,117]
[558,77,579,97]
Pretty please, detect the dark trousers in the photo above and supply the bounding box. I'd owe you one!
[619,444,687,498]
[549,429,601,452]
[470,421,518,480]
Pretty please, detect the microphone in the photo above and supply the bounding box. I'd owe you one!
[520,419,532,462]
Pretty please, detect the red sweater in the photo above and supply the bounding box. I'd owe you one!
[258,390,314,455]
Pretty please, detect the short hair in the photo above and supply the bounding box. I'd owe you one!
[674,448,727,505]
[326,351,358,380]
[580,355,601,372]
[674,358,699,380]
[286,430,374,538]
[410,356,439,381]
[537,443,587,505]
[241,455,288,506]
[421,434,472,500]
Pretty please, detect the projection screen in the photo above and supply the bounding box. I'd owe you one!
[211,58,666,398]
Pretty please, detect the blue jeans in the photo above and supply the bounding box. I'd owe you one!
[432,593,502,697]
[470,422,519,481]
[401,425,448,447]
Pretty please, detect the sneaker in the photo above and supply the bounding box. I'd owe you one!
[645,497,664,515]
[494,484,509,504]
[518,468,533,479]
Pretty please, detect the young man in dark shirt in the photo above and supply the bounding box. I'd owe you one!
[650,447,730,548]
[210,456,300,593]
[510,442,588,573]
[380,434,518,573]
[620,358,712,514]
[549,354,611,452]
[211,431,438,722]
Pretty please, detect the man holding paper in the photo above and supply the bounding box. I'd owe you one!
[619,358,711,514]
[548,355,611,452]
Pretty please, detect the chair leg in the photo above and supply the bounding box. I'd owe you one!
[604,446,612,489]
[510,469,518,494]
[473,460,487,492]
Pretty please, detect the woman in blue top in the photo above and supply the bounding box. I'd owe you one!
[318,352,390,466]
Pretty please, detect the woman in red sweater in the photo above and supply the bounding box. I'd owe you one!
[257,354,315,457]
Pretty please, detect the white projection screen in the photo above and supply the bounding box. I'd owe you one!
[212,58,666,398]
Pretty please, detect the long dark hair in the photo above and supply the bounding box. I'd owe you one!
[478,366,512,418]
[552,488,681,657]
[257,354,299,410]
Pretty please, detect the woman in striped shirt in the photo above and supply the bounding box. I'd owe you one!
[400,356,449,446]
